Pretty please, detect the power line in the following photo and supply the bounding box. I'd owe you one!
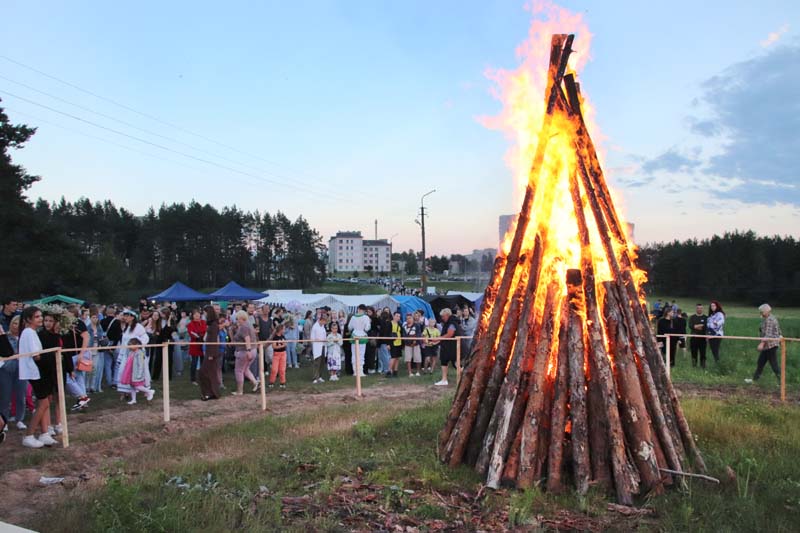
[0,55,376,201]
[0,74,364,201]
[0,89,349,201]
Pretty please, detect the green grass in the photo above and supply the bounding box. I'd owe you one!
[25,394,800,532]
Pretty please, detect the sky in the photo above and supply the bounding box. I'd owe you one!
[2,0,799,256]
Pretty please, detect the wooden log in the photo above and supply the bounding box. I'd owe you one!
[441,34,574,468]
[568,165,636,505]
[546,297,571,493]
[467,249,535,466]
[601,281,663,494]
[438,254,506,457]
[565,270,590,495]
[515,280,561,489]
[501,422,524,485]
[586,348,612,489]
[477,239,545,481]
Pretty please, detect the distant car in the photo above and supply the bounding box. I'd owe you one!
[348,278,359,283]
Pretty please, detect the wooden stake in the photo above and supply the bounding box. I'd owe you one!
[258,344,267,411]
[456,336,462,386]
[55,348,69,448]
[781,338,786,403]
[162,342,171,423]
[546,298,571,493]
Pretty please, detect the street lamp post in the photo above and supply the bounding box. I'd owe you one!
[419,189,436,293]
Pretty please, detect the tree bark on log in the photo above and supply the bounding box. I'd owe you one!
[546,298,571,493]
[565,270,590,495]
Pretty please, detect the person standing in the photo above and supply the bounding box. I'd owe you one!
[707,300,725,363]
[0,317,27,430]
[436,308,458,386]
[268,324,287,390]
[18,307,58,448]
[231,310,259,395]
[150,308,175,381]
[186,309,207,385]
[62,305,91,410]
[746,304,782,383]
[657,308,679,367]
[198,305,221,400]
[348,305,370,378]
[688,304,708,368]
[311,314,328,383]
[256,304,274,378]
[402,313,423,377]
[86,308,106,393]
[100,306,122,388]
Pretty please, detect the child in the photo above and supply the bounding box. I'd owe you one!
[422,317,441,374]
[268,324,287,390]
[119,338,155,404]
[326,321,343,381]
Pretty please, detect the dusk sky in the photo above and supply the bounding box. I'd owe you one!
[3,1,798,256]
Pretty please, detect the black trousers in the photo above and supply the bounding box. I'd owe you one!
[150,345,173,381]
[708,338,722,363]
[690,338,707,368]
[753,347,780,381]
[190,355,202,383]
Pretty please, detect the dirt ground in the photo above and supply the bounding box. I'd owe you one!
[0,383,451,528]
[0,381,793,530]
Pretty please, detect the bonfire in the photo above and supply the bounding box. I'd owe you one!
[438,34,705,505]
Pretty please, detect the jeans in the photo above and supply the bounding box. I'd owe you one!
[173,345,185,376]
[0,359,27,422]
[67,370,87,398]
[190,356,202,382]
[103,348,115,386]
[90,351,105,391]
[377,344,391,373]
[286,341,298,368]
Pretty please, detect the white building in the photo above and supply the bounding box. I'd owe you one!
[328,231,392,273]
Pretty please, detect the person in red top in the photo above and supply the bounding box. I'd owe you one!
[186,308,207,385]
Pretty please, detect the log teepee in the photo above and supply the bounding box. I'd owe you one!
[438,34,706,505]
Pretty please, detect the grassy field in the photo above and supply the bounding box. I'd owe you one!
[22,391,800,532]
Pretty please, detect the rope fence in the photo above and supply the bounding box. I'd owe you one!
[1,336,471,448]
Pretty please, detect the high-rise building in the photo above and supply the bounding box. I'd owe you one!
[498,214,517,247]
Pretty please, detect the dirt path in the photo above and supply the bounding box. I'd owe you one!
[0,383,451,527]
[674,382,799,404]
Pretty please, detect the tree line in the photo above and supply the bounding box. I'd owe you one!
[638,232,800,306]
[1,104,325,302]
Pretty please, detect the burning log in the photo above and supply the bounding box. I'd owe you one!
[438,33,704,504]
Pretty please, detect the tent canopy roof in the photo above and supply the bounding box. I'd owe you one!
[29,294,84,306]
[208,281,265,301]
[149,282,209,302]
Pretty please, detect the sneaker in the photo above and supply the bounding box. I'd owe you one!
[48,426,56,436]
[357,373,367,378]
[70,402,82,411]
[385,372,393,378]
[414,372,421,377]
[191,381,198,386]
[38,433,58,447]
[330,375,339,382]
[744,378,753,384]
[127,399,137,405]
[279,384,286,390]
[268,384,274,390]
[231,391,241,396]
[253,382,261,393]
[146,389,155,401]
[79,397,91,408]
[53,424,63,435]
[435,380,449,386]
[22,435,44,449]
[409,374,416,378]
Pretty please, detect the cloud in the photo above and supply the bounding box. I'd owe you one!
[640,147,702,174]
[760,24,789,48]
[689,41,800,204]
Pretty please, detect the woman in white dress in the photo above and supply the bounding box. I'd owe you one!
[115,310,150,397]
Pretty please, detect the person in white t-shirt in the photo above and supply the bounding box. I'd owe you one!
[348,305,371,377]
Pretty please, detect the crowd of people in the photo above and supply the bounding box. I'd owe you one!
[0,296,478,448]
[652,299,783,384]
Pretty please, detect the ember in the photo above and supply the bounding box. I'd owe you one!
[438,34,706,505]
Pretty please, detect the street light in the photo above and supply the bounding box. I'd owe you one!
[419,189,436,292]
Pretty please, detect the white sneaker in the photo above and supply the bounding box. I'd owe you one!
[330,375,339,381]
[435,380,449,386]
[146,389,155,401]
[414,372,421,377]
[38,433,58,447]
[127,399,137,405]
[53,424,63,435]
[16,421,26,430]
[744,378,753,384]
[318,377,326,383]
[48,426,56,436]
[312,378,320,384]
[22,435,44,448]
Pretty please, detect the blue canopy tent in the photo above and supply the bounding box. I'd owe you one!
[148,282,209,302]
[392,295,434,320]
[208,281,266,301]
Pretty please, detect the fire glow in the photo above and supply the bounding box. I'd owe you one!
[439,19,706,505]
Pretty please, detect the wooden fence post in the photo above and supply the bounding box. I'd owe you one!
[456,337,462,386]
[54,348,69,448]
[162,343,171,423]
[665,336,671,379]
[781,338,787,403]
[258,343,267,411]
[354,341,363,398]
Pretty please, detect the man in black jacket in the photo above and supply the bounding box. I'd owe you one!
[688,304,708,368]
[100,306,123,387]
